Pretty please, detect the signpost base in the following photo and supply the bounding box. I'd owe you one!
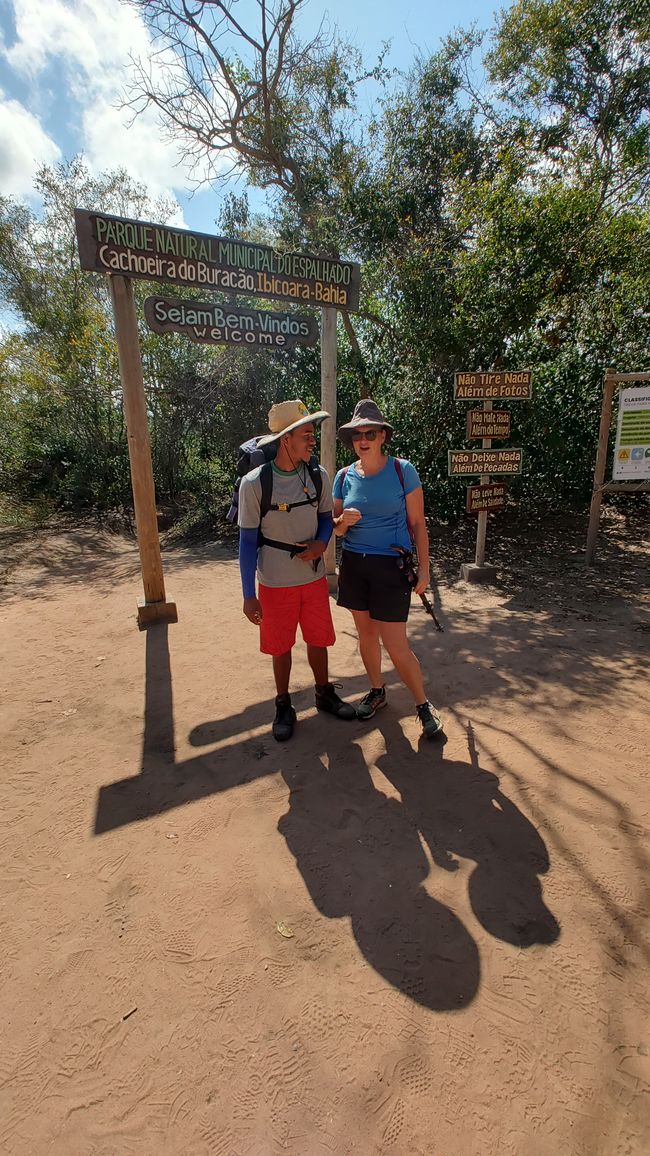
[459,563,498,584]
[137,596,178,630]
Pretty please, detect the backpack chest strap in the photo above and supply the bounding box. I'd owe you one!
[259,458,322,520]
[259,536,305,556]
[269,496,317,513]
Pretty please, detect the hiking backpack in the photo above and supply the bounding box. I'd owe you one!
[227,436,323,527]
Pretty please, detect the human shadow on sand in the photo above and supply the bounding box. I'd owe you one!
[277,721,559,1010]
[376,720,560,949]
[278,740,480,1011]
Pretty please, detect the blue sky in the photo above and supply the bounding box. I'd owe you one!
[0,0,507,234]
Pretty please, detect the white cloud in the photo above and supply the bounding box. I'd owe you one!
[81,100,183,194]
[7,0,153,86]
[0,93,61,196]
[3,0,215,203]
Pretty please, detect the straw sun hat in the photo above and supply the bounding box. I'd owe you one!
[257,399,330,446]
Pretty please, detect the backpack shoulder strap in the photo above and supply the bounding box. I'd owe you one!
[393,457,415,543]
[307,455,323,502]
[259,461,274,522]
[335,463,352,505]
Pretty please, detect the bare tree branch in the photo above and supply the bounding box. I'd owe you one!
[122,0,382,380]
[124,1,330,200]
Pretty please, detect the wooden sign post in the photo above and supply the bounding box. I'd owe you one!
[109,275,177,627]
[452,370,531,582]
[321,307,338,582]
[475,399,493,573]
[75,209,361,623]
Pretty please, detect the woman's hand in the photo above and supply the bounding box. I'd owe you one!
[414,567,430,596]
[335,507,362,535]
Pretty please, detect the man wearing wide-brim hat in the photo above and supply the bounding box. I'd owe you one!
[238,400,356,741]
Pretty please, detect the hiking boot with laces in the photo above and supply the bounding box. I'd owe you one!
[315,682,356,720]
[356,686,387,720]
[272,693,296,741]
[416,700,444,739]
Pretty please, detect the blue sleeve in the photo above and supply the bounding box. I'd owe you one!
[400,459,421,495]
[239,527,258,598]
[315,511,333,545]
[332,469,344,500]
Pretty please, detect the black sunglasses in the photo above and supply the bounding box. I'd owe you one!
[351,428,381,441]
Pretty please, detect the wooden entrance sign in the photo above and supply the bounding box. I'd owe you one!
[75,210,361,310]
[144,297,318,349]
[585,368,650,565]
[75,208,361,622]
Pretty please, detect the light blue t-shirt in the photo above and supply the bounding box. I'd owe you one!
[332,456,421,555]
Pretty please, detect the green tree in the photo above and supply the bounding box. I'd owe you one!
[0,159,202,511]
[333,5,649,515]
[487,0,650,205]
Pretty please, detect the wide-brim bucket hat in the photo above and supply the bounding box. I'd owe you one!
[257,399,330,446]
[337,398,394,446]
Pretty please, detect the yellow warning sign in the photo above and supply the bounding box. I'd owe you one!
[618,448,630,460]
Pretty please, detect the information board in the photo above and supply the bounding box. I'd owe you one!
[613,386,650,480]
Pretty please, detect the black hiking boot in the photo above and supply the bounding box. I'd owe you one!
[315,683,356,720]
[416,701,444,740]
[356,686,387,720]
[272,693,296,742]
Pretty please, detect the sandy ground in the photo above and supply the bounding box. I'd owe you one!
[1,520,649,1155]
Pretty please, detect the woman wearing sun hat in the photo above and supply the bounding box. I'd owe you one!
[332,399,443,739]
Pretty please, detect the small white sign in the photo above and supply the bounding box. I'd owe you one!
[613,386,650,480]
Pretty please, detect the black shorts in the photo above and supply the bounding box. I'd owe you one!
[337,550,412,623]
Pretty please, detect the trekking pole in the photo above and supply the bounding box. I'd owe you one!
[391,545,444,632]
[418,590,444,632]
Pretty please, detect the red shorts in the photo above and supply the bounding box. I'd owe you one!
[258,577,336,656]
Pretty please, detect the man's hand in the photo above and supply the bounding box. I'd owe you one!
[243,596,262,624]
[295,539,326,562]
